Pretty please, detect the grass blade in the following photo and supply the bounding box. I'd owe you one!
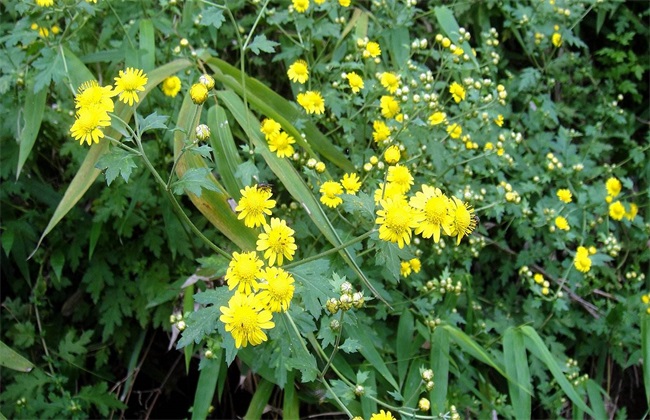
[0,340,34,372]
[430,327,449,414]
[243,378,274,420]
[396,309,415,386]
[442,324,506,377]
[207,104,243,198]
[282,371,299,420]
[138,19,155,72]
[191,356,222,420]
[585,379,607,420]
[345,321,399,390]
[642,315,650,407]
[16,82,48,179]
[503,327,531,420]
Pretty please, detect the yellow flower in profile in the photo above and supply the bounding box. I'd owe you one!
[268,131,295,158]
[428,111,446,126]
[400,261,412,277]
[235,184,277,228]
[339,0,350,6]
[552,33,562,47]
[554,216,570,231]
[409,185,453,243]
[449,82,466,103]
[605,177,622,197]
[409,258,421,273]
[380,96,400,119]
[447,196,477,245]
[36,0,54,6]
[384,145,401,164]
[625,203,638,220]
[113,67,148,106]
[370,409,396,420]
[574,246,592,273]
[380,72,400,94]
[69,108,111,146]
[446,123,462,139]
[315,161,326,173]
[256,218,298,266]
[387,164,414,194]
[260,118,282,139]
[189,83,209,104]
[341,173,361,194]
[494,114,504,127]
[609,201,625,221]
[364,41,381,58]
[293,0,309,13]
[373,182,404,204]
[556,189,572,203]
[225,251,264,295]
[534,273,544,284]
[219,292,275,348]
[320,181,344,208]
[297,91,325,114]
[372,120,391,142]
[287,59,309,84]
[346,72,364,93]
[376,197,418,249]
[75,80,115,113]
[161,76,182,97]
[257,266,295,312]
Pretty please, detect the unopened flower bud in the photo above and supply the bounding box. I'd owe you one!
[199,74,215,90]
[195,124,211,141]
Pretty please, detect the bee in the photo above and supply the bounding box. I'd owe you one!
[257,183,274,194]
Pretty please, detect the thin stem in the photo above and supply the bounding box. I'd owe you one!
[283,229,376,269]
[319,311,344,379]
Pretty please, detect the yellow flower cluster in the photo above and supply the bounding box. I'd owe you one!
[642,294,650,315]
[319,172,362,208]
[605,177,638,221]
[260,118,296,158]
[400,258,421,277]
[573,246,592,273]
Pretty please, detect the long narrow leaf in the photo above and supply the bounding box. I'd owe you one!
[433,6,479,69]
[585,379,608,420]
[139,19,155,72]
[503,327,531,420]
[396,309,415,386]
[442,324,506,377]
[282,371,299,420]
[0,340,34,372]
[642,315,650,407]
[16,82,48,179]
[243,378,274,420]
[346,321,399,390]
[207,105,243,198]
[430,327,449,414]
[191,356,222,420]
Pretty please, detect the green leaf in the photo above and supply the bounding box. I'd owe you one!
[346,320,399,390]
[0,340,34,372]
[139,19,155,72]
[96,147,138,185]
[283,371,300,420]
[136,111,168,134]
[16,81,48,179]
[442,324,506,377]
[642,315,650,407]
[77,382,127,416]
[430,327,449,414]
[247,34,279,55]
[244,378,274,420]
[396,309,415,386]
[177,306,220,348]
[208,105,243,198]
[433,6,479,69]
[58,330,92,362]
[172,167,221,197]
[339,338,361,354]
[191,356,222,420]
[289,259,331,319]
[586,379,608,420]
[503,327,531,420]
[201,7,225,29]
[32,47,64,92]
[50,250,64,283]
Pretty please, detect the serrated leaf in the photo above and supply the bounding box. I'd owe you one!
[289,259,331,319]
[286,351,319,383]
[58,330,93,362]
[77,382,126,416]
[172,167,221,197]
[247,34,279,55]
[96,147,138,185]
[339,338,361,354]
[191,144,214,159]
[200,8,225,28]
[137,111,168,134]
[177,306,221,348]
[32,48,64,92]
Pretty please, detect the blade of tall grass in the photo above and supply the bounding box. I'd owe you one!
[207,105,243,198]
[503,327,531,420]
[16,82,48,179]
[191,356,222,420]
[243,378,274,420]
[430,327,450,414]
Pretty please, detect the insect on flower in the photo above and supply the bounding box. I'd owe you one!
[257,183,274,194]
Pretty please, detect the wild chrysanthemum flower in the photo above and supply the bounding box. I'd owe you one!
[236,185,277,228]
[297,91,325,114]
[494,114,504,127]
[199,74,215,90]
[219,292,275,348]
[364,41,381,58]
[380,72,400,94]
[418,398,430,412]
[257,266,295,312]
[372,120,391,142]
[449,82,466,103]
[380,96,400,119]
[609,201,625,220]
[339,0,350,6]
[409,185,453,242]
[428,111,446,126]
[625,203,638,220]
[225,251,264,295]
[554,216,570,231]
[287,59,309,84]
[605,177,622,197]
[341,173,361,194]
[268,131,295,158]
[376,197,418,248]
[552,33,562,47]
[534,273,544,284]
[386,164,414,194]
[370,409,396,420]
[400,261,412,277]
[384,145,401,164]
[320,181,344,208]
[574,246,592,273]
[190,83,209,104]
[373,182,404,204]
[293,0,309,12]
[346,72,364,93]
[113,67,148,106]
[256,218,298,266]
[36,0,54,6]
[556,189,572,203]
[70,108,111,146]
[446,123,462,139]
[260,118,282,139]
[75,80,115,113]
[448,196,477,245]
[161,76,182,97]
[315,161,326,173]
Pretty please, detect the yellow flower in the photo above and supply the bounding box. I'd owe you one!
[449,82,466,103]
[36,0,54,6]
[257,266,295,312]
[494,114,504,127]
[372,120,391,142]
[448,196,477,245]
[370,409,396,420]
[225,251,264,295]
[364,41,381,58]
[428,111,447,126]
[605,177,622,197]
[554,216,570,231]
[235,184,277,228]
[384,145,401,164]
[418,398,430,412]
[409,258,421,273]
[341,173,362,194]
[219,292,275,348]
[315,161,326,173]
[625,203,638,220]
[161,76,182,97]
[380,96,400,119]
[552,32,562,47]
[113,67,148,106]
[75,80,115,114]
[386,164,414,194]
[297,91,325,114]
[446,123,462,139]
[69,108,111,146]
[556,189,572,203]
[339,0,351,6]
[574,246,592,273]
[346,72,364,93]
[199,74,215,90]
[400,261,412,277]
[267,131,295,158]
[609,201,625,221]
[409,185,453,242]
[260,118,282,139]
[320,181,344,208]
[373,182,404,204]
[534,273,544,284]
[293,0,309,13]
[189,83,209,104]
[380,72,400,94]
[376,197,419,249]
[256,218,298,266]
[287,59,309,84]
